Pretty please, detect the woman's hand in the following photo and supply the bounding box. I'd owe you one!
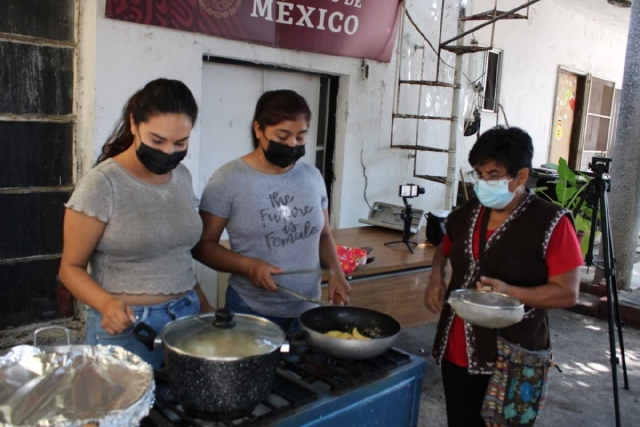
[476,276,513,295]
[98,297,136,335]
[247,259,283,292]
[328,274,352,305]
[424,281,446,313]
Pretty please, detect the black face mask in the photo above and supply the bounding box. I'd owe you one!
[262,140,305,168]
[136,141,188,175]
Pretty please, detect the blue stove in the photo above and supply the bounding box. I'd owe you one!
[142,348,426,427]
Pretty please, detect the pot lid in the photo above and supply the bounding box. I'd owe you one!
[161,309,286,360]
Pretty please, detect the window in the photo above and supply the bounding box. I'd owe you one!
[481,49,503,113]
[0,0,77,330]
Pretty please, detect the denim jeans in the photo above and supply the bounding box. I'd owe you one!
[86,289,200,369]
[225,285,299,333]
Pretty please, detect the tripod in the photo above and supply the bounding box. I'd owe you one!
[384,197,419,254]
[572,158,629,427]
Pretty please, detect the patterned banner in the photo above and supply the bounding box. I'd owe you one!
[105,0,401,62]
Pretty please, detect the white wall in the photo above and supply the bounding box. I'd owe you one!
[88,0,632,304]
[90,0,467,305]
[87,1,630,304]
[91,0,463,230]
[469,0,630,167]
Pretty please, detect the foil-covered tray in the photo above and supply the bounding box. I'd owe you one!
[0,344,155,427]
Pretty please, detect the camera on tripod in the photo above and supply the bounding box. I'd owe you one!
[398,184,425,198]
[383,184,426,254]
[572,155,630,427]
[589,156,612,175]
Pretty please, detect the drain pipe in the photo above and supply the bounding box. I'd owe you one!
[444,0,468,209]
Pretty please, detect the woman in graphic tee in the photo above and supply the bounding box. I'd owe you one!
[194,90,351,331]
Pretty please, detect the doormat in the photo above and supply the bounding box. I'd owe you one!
[618,292,640,308]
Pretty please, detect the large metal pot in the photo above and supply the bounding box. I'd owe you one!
[298,306,401,360]
[134,309,285,415]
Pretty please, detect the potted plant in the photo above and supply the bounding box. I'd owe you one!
[534,158,596,256]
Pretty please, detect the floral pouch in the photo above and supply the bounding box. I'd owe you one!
[481,336,554,427]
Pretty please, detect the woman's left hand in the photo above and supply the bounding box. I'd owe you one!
[476,276,512,295]
[328,274,352,305]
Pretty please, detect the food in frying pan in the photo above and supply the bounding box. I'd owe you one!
[324,327,371,340]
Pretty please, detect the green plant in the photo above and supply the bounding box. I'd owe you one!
[534,158,596,256]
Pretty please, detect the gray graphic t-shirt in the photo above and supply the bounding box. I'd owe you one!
[200,159,328,317]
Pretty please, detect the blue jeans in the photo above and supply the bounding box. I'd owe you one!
[225,285,299,333]
[86,289,200,369]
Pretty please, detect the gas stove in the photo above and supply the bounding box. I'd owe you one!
[141,348,426,427]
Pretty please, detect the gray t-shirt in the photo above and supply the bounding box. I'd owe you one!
[65,158,203,295]
[200,159,328,317]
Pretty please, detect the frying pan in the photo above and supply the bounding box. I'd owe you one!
[298,306,401,360]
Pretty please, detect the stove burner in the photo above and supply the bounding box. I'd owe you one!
[183,407,250,423]
[143,348,411,427]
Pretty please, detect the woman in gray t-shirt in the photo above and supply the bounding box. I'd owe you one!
[194,90,351,332]
[59,79,212,369]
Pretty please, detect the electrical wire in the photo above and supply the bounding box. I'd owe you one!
[360,145,372,210]
[404,9,455,70]
[463,71,486,87]
[463,72,510,128]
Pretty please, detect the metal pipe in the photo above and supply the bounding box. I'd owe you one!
[440,0,540,47]
[435,0,446,81]
[444,0,467,209]
[393,3,405,117]
[391,2,406,148]
[414,39,426,155]
[393,114,452,121]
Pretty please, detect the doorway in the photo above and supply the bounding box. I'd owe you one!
[549,67,620,171]
[199,57,338,211]
[549,68,587,169]
[196,57,339,307]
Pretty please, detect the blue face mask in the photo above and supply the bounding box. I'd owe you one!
[474,179,515,209]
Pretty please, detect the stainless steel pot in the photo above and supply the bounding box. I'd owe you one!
[298,306,401,360]
[0,326,154,427]
[133,309,286,415]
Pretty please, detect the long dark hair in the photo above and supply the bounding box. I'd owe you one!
[251,90,312,149]
[97,79,199,164]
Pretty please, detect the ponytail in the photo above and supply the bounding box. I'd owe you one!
[96,79,198,164]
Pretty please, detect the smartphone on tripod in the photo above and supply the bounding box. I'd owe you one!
[385,184,426,254]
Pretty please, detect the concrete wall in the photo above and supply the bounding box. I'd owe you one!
[469,0,630,167]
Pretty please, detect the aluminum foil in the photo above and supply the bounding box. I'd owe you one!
[0,344,155,427]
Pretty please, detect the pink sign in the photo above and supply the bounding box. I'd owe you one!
[106,0,402,62]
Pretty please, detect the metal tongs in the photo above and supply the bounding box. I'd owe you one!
[273,268,336,306]
[274,268,331,276]
[275,284,328,306]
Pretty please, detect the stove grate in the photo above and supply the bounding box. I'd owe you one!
[143,348,411,426]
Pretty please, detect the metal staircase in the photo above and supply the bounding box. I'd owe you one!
[391,0,539,208]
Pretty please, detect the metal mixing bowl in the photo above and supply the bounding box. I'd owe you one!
[447,289,525,329]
